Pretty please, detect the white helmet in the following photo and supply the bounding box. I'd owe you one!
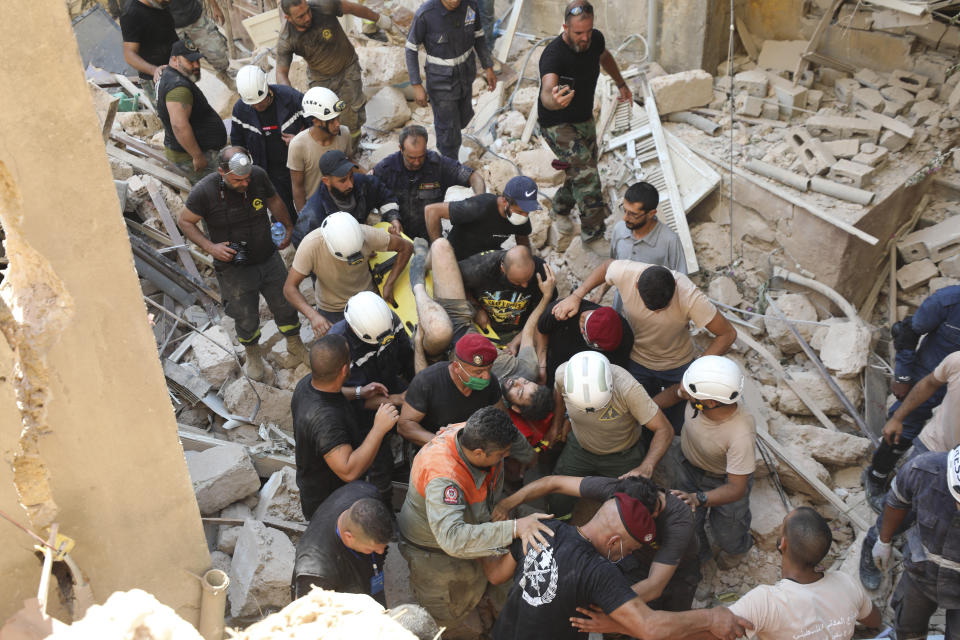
[345,291,395,345]
[948,445,960,503]
[319,212,364,264]
[563,351,613,412]
[302,86,346,121]
[236,65,269,105]
[681,355,743,404]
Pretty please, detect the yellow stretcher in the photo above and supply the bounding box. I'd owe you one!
[368,222,500,342]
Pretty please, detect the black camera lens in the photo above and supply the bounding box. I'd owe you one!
[229,241,249,265]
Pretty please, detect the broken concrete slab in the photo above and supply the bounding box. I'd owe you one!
[822,139,860,158]
[253,467,305,523]
[733,69,768,97]
[735,93,764,117]
[649,70,714,115]
[708,276,743,307]
[805,115,881,142]
[775,442,834,501]
[929,276,960,293]
[356,45,413,88]
[211,550,232,575]
[820,322,871,378]
[763,293,818,355]
[228,519,295,617]
[806,89,823,111]
[223,377,294,431]
[563,236,608,282]
[854,68,887,90]
[757,40,809,73]
[939,253,960,278]
[217,502,254,555]
[364,87,411,131]
[192,325,237,387]
[879,130,910,152]
[852,87,884,112]
[852,144,889,168]
[833,78,860,106]
[777,368,863,416]
[899,215,960,263]
[908,99,944,125]
[185,444,261,515]
[515,148,564,187]
[772,422,871,467]
[749,478,790,551]
[880,85,915,108]
[897,259,940,291]
[828,159,875,188]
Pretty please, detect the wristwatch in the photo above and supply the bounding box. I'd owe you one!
[695,491,708,507]
[354,387,362,400]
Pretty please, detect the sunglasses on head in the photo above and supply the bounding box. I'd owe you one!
[566,3,593,17]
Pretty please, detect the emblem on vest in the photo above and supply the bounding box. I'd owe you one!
[322,28,333,40]
[443,485,460,505]
[465,7,476,24]
[252,198,264,210]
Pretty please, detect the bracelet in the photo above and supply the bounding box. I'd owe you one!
[513,519,517,538]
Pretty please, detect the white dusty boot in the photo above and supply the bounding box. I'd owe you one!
[243,343,269,382]
[286,335,311,368]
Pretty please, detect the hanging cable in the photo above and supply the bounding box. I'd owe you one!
[727,0,736,268]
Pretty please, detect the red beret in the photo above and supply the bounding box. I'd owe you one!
[455,333,498,367]
[584,307,623,351]
[614,492,656,544]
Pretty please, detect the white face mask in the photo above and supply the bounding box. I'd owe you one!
[507,211,528,226]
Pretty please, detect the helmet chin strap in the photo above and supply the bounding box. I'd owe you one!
[691,400,705,418]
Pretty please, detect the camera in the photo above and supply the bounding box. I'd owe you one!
[229,241,249,265]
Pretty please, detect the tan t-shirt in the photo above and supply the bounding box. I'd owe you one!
[729,572,873,640]
[555,362,660,455]
[918,351,960,452]
[287,126,353,203]
[605,260,718,370]
[291,225,390,312]
[680,403,756,476]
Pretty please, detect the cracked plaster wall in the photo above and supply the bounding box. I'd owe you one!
[0,0,210,625]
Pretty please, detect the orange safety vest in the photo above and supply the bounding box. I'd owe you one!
[410,425,502,504]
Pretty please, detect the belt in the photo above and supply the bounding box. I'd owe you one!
[682,458,727,480]
[425,49,473,67]
[400,534,443,554]
[921,543,960,573]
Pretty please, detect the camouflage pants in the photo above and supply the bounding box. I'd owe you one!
[309,58,366,137]
[176,11,232,77]
[541,118,608,234]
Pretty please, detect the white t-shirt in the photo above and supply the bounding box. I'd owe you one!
[729,572,873,640]
[917,351,960,452]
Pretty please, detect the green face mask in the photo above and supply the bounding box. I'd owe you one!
[457,363,491,390]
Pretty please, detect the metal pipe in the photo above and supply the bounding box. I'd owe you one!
[647,0,657,62]
[198,569,230,640]
[772,266,860,323]
[810,176,875,205]
[667,112,720,135]
[744,159,810,191]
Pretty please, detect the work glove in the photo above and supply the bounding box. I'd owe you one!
[872,539,893,573]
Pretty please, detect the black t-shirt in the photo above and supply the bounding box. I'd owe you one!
[257,99,288,174]
[460,251,554,336]
[537,30,606,128]
[119,1,178,80]
[166,0,203,28]
[292,481,387,605]
[291,375,366,519]
[579,477,698,574]
[491,521,637,640]
[184,166,278,268]
[447,193,532,260]
[537,299,634,386]
[403,361,501,433]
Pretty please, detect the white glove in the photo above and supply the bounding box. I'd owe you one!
[376,14,393,31]
[872,539,893,573]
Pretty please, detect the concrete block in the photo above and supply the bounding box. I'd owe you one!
[940,25,960,52]
[223,377,294,431]
[929,277,960,293]
[649,69,714,114]
[806,89,823,111]
[834,78,860,106]
[857,109,915,139]
[796,70,815,89]
[761,100,781,120]
[769,421,872,467]
[757,40,809,72]
[907,21,947,48]
[820,321,871,378]
[763,293,818,355]
[818,68,849,87]
[939,254,960,278]
[854,68,887,90]
[852,143,889,168]
[784,127,836,176]
[828,159,875,187]
[890,69,929,94]
[364,86,411,131]
[185,445,261,515]
[516,148,564,187]
[777,367,863,416]
[822,139,860,158]
[880,85,915,108]
[805,115,881,142]
[880,130,909,152]
[736,94,763,117]
[852,87,884,112]
[911,53,950,85]
[733,70,768,97]
[767,74,807,118]
[253,467,305,523]
[228,520,295,617]
[749,478,790,551]
[881,98,908,117]
[898,215,960,263]
[909,99,944,125]
[916,87,938,102]
[707,276,743,307]
[897,259,940,291]
[714,75,733,93]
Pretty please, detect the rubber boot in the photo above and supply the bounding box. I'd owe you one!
[243,343,269,382]
[862,467,888,514]
[409,238,428,288]
[859,529,882,590]
[286,335,310,368]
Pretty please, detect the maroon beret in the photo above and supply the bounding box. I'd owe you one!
[615,492,656,544]
[455,333,498,367]
[584,307,623,351]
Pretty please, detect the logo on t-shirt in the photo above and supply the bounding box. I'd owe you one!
[478,290,532,326]
[251,198,264,211]
[598,405,622,421]
[519,544,558,607]
[322,28,333,40]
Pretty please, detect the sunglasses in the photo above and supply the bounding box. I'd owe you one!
[566,3,593,17]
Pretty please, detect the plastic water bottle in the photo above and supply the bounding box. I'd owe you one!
[271,221,285,247]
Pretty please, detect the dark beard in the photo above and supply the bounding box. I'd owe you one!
[329,185,353,199]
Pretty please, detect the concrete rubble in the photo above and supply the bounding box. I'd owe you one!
[228,520,297,617]
[185,444,262,515]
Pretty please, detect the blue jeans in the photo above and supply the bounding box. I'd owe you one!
[627,359,692,434]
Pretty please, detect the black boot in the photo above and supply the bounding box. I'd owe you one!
[862,467,888,514]
[859,527,882,590]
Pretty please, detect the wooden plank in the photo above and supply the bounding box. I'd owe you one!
[735,16,760,60]
[114,72,155,113]
[125,218,214,267]
[241,7,282,50]
[794,0,844,82]
[519,101,538,144]
[178,427,296,478]
[664,130,721,213]
[106,144,192,192]
[493,0,524,63]
[757,430,870,531]
[801,51,857,74]
[111,130,191,176]
[862,0,926,16]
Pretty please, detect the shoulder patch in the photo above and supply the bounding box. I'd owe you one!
[443,485,461,505]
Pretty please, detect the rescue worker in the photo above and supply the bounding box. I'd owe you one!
[870,445,960,640]
[120,0,177,105]
[288,87,353,214]
[373,125,484,240]
[169,0,233,85]
[548,351,674,519]
[230,65,309,220]
[667,356,756,570]
[864,284,960,511]
[178,146,308,379]
[405,0,497,159]
[397,406,554,634]
[537,300,633,386]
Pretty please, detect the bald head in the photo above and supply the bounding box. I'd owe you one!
[310,334,349,383]
[783,507,833,568]
[502,246,535,287]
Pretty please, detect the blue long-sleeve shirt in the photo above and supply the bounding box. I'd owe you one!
[292,173,399,247]
[894,285,960,382]
[404,0,493,93]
